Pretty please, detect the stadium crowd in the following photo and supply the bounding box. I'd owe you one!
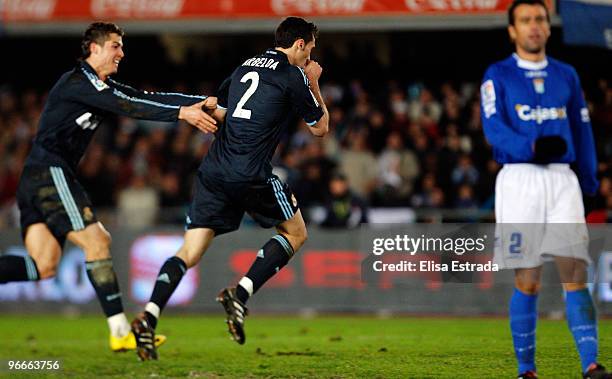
[1,77,611,227]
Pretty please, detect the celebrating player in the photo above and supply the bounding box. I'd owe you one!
[0,22,217,353]
[480,1,610,378]
[131,16,329,360]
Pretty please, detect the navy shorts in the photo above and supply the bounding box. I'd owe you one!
[16,165,97,246]
[186,172,299,236]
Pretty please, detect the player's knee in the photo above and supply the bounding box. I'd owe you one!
[516,281,541,295]
[297,226,308,246]
[30,255,57,279]
[83,233,112,261]
[287,227,307,253]
[28,245,61,280]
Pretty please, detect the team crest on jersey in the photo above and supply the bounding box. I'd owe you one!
[89,77,109,92]
[533,78,545,94]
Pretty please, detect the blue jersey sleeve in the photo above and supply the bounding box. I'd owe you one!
[567,68,599,195]
[480,66,533,161]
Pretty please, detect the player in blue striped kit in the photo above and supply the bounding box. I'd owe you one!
[481,1,610,378]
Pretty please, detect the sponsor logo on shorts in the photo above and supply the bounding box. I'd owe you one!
[291,194,298,208]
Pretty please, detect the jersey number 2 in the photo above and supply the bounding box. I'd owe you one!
[232,71,259,120]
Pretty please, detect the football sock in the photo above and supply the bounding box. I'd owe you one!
[107,313,131,338]
[566,288,598,373]
[85,258,129,337]
[236,234,294,304]
[145,256,187,329]
[510,288,538,374]
[0,255,40,283]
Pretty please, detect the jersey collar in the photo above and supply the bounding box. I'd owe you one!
[266,48,289,62]
[80,60,103,79]
[512,53,548,70]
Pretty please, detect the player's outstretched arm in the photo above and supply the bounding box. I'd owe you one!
[108,78,208,107]
[70,72,217,129]
[179,100,218,134]
[303,60,329,137]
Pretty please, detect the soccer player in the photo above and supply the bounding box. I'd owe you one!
[0,22,218,353]
[481,1,610,378]
[131,16,328,360]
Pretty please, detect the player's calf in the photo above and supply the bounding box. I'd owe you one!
[142,256,188,330]
[234,234,295,305]
[219,233,295,345]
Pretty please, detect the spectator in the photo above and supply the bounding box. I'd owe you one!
[321,173,368,228]
[374,131,419,206]
[117,174,159,228]
[339,129,378,199]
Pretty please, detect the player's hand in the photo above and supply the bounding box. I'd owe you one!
[201,96,217,111]
[179,101,218,134]
[304,59,323,83]
[533,135,567,163]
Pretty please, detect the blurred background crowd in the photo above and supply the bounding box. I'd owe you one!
[1,74,611,228]
[1,25,611,229]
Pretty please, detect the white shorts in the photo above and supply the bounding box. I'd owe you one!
[494,163,590,269]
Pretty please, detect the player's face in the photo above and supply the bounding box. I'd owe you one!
[509,4,550,55]
[296,38,316,68]
[95,33,124,76]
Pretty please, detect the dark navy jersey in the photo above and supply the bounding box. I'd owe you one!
[26,61,206,173]
[201,49,324,182]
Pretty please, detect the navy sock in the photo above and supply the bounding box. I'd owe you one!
[566,288,598,373]
[147,256,187,329]
[510,288,538,374]
[236,235,294,304]
[85,259,124,317]
[0,255,40,283]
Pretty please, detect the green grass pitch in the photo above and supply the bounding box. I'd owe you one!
[0,315,610,378]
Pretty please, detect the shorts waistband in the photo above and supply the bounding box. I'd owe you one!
[503,163,570,171]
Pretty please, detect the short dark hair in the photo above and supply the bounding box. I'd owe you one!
[275,17,318,48]
[81,22,124,59]
[508,0,550,25]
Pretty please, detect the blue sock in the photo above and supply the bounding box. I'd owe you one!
[566,288,598,373]
[510,288,538,374]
